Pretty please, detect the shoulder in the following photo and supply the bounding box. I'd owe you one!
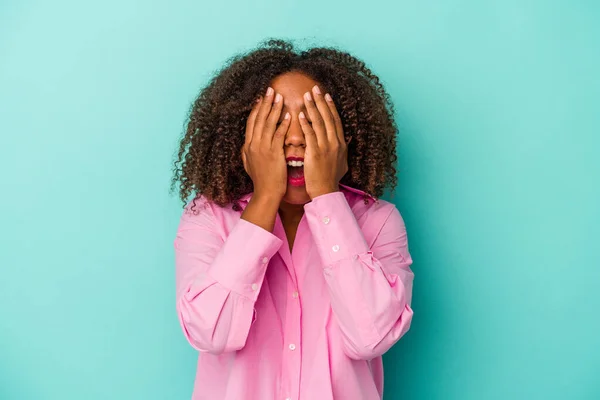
[180,195,213,219]
[343,189,398,223]
[343,190,407,244]
[177,195,243,241]
[178,195,227,231]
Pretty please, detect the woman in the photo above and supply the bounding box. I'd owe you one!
[171,38,414,400]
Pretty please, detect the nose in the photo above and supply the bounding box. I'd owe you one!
[284,113,306,148]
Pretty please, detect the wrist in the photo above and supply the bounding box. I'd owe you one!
[308,185,339,199]
[249,192,283,209]
[241,192,281,233]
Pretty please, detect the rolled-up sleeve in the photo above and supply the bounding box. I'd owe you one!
[174,198,282,354]
[304,191,414,360]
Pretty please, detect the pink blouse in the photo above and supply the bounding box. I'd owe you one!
[174,184,414,400]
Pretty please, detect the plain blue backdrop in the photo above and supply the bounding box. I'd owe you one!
[1,0,599,399]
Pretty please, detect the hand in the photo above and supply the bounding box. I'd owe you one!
[299,85,350,199]
[241,87,291,202]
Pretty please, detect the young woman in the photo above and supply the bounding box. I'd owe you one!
[171,39,414,400]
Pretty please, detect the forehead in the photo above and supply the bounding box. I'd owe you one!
[269,71,321,108]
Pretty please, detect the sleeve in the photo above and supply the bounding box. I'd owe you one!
[303,191,414,360]
[174,198,283,354]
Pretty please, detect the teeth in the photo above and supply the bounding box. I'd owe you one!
[287,160,304,167]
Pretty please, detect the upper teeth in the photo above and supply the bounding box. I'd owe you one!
[287,160,304,167]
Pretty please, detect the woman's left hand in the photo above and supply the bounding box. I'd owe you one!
[300,85,350,199]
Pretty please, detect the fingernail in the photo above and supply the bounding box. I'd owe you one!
[284,112,290,119]
[313,85,321,94]
[299,111,306,119]
[325,93,332,101]
[266,87,274,96]
[274,93,282,103]
[304,92,312,101]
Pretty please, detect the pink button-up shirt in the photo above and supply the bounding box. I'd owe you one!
[174,184,414,400]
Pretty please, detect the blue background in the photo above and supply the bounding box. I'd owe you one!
[1,0,599,399]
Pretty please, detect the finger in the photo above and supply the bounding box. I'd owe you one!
[299,111,318,150]
[245,97,262,145]
[263,92,284,148]
[311,85,338,143]
[303,90,326,147]
[324,92,346,145]
[271,111,291,150]
[252,87,275,143]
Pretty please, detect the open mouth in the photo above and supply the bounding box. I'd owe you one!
[286,158,305,186]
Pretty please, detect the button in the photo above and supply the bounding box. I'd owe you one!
[322,216,330,224]
[262,257,269,264]
[251,283,258,291]
[289,343,296,351]
[353,254,359,260]
[292,291,299,298]
[332,245,340,252]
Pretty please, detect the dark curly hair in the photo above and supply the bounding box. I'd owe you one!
[170,38,400,212]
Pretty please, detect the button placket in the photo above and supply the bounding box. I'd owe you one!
[281,278,302,400]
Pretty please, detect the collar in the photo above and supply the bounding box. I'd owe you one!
[237,183,376,206]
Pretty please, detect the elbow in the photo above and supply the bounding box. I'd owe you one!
[178,313,247,355]
[342,342,384,361]
[342,304,414,361]
[341,334,392,360]
[184,330,245,355]
[176,299,249,355]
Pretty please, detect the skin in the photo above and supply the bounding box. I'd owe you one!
[240,71,350,251]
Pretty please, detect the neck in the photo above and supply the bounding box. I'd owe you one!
[278,200,305,224]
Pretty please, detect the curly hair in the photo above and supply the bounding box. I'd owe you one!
[170,38,400,213]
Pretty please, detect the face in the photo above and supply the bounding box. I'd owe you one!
[269,71,323,206]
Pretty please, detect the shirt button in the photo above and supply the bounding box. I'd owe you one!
[322,216,330,224]
[353,254,359,260]
[262,257,269,264]
[332,245,340,252]
[289,343,296,351]
[292,291,299,298]
[251,283,258,291]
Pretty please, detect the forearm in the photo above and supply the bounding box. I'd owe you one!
[175,200,284,354]
[304,191,414,359]
[241,194,281,232]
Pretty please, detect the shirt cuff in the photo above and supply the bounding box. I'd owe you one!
[304,191,370,266]
[208,218,283,300]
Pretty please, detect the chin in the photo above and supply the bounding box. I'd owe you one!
[282,186,311,205]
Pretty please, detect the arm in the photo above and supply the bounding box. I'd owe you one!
[304,192,414,360]
[174,196,282,354]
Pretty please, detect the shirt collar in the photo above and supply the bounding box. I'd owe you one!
[237,183,375,206]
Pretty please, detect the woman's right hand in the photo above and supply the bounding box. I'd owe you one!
[242,86,291,201]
